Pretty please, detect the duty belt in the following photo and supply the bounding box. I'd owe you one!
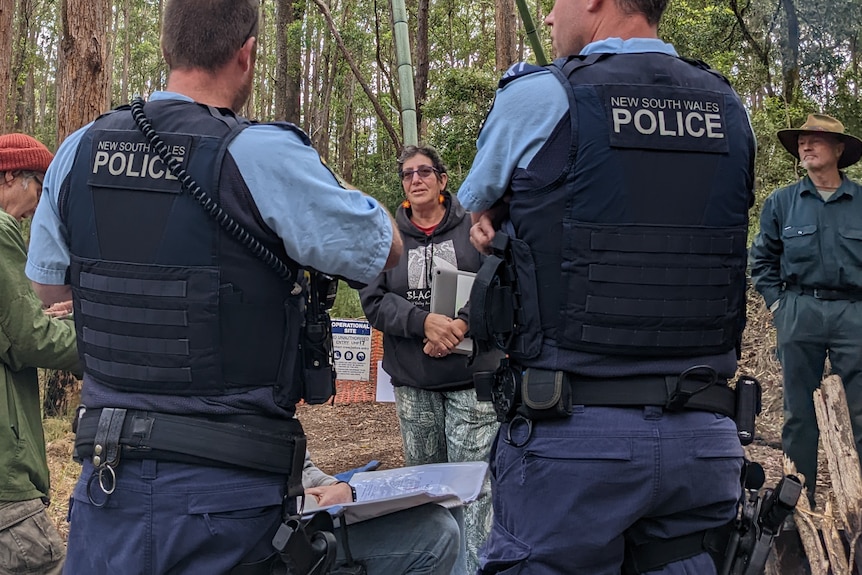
[785,284,862,301]
[74,407,305,476]
[564,373,736,418]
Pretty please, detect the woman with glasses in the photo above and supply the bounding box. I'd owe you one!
[360,145,501,574]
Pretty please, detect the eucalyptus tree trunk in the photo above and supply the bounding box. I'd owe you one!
[276,0,303,123]
[153,0,165,91]
[257,0,270,119]
[337,75,356,181]
[302,16,314,133]
[12,0,34,131]
[779,0,800,104]
[414,0,429,135]
[0,0,13,131]
[56,0,110,141]
[495,0,517,71]
[120,0,130,105]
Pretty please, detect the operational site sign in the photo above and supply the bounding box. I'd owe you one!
[332,319,372,381]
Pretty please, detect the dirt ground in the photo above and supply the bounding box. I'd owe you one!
[44,287,824,539]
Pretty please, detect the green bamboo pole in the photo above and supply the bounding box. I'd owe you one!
[515,0,548,65]
[391,0,418,147]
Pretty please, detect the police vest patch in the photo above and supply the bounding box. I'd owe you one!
[601,85,729,153]
[88,130,193,193]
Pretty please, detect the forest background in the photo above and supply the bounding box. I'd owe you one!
[3,0,862,269]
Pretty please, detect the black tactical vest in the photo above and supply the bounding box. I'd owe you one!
[507,52,754,363]
[61,99,306,404]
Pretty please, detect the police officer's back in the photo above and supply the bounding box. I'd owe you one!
[458,0,754,573]
[25,1,401,573]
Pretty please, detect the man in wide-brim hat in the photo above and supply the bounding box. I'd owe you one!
[750,113,862,507]
[777,113,862,170]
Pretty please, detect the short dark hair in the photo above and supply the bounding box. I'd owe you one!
[162,0,259,72]
[397,145,448,178]
[616,0,668,25]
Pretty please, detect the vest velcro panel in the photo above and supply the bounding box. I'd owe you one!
[559,222,746,356]
[72,257,221,394]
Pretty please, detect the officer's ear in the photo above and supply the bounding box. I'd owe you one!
[586,0,604,13]
[238,36,256,74]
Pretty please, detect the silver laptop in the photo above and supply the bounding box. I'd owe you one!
[429,266,475,355]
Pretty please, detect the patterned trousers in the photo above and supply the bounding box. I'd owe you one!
[0,499,65,575]
[394,385,499,575]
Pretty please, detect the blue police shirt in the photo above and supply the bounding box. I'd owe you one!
[458,38,678,213]
[27,91,393,287]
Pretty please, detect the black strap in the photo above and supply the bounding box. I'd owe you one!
[556,52,610,78]
[623,524,731,573]
[76,408,303,474]
[564,374,736,418]
[785,284,862,301]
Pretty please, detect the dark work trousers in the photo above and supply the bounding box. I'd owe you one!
[63,459,288,575]
[478,405,743,575]
[774,290,862,495]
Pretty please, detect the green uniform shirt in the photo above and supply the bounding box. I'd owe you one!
[0,209,80,502]
[750,175,862,308]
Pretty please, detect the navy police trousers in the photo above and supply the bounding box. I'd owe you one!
[479,406,743,574]
[63,459,287,574]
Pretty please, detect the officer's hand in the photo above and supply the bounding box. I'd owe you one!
[470,212,497,254]
[450,318,467,340]
[306,483,353,507]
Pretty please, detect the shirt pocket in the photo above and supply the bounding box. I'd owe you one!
[837,228,862,273]
[781,224,818,271]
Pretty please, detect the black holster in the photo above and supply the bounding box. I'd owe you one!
[230,511,338,575]
[301,273,338,405]
[474,358,519,423]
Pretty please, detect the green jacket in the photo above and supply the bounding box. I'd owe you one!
[0,208,80,502]
[750,175,862,308]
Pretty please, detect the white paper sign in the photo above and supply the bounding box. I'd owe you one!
[331,319,372,381]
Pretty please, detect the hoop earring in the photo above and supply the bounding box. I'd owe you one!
[401,199,411,209]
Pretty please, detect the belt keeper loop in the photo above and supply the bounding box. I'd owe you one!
[664,376,687,411]
[92,408,127,469]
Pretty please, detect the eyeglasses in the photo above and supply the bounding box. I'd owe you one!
[32,174,44,201]
[400,166,439,182]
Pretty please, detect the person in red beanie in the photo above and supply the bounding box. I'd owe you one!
[0,133,54,221]
[0,132,80,575]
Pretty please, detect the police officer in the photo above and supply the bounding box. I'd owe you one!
[25,1,402,573]
[750,114,862,506]
[459,0,755,573]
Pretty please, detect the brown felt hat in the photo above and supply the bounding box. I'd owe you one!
[777,114,862,169]
[0,133,53,174]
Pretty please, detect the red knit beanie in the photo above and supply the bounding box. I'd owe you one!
[0,133,54,174]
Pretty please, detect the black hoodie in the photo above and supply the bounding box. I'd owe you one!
[359,193,501,391]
